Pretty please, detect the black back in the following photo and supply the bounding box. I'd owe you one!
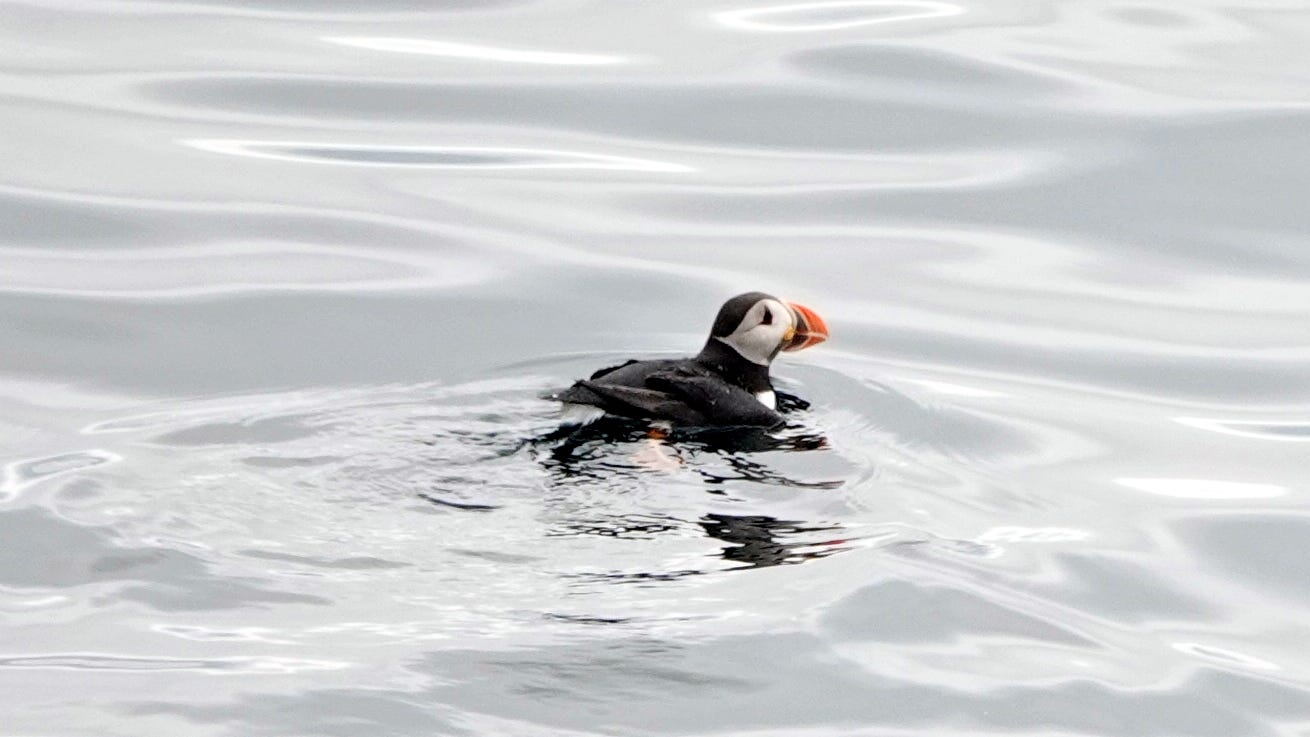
[549,292,794,427]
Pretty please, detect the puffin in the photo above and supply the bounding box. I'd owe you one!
[550,292,828,428]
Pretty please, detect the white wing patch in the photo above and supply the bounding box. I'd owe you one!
[755,390,777,410]
[560,403,606,426]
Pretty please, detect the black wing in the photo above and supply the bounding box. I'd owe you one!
[550,359,785,427]
[555,379,708,424]
[588,359,640,380]
[645,368,783,427]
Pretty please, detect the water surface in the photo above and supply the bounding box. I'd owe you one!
[2,1,1309,735]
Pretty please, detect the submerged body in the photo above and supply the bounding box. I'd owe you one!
[551,292,828,428]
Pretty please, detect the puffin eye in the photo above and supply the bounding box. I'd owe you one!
[761,308,773,326]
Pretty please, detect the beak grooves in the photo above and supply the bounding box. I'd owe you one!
[783,302,828,352]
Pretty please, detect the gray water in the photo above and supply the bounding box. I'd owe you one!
[3,1,1310,735]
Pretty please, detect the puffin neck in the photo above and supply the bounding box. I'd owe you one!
[695,339,774,393]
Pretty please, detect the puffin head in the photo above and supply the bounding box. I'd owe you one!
[708,291,829,366]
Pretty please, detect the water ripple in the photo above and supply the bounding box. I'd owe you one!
[714,0,966,33]
[0,241,498,298]
[186,139,693,172]
[1,450,120,503]
[1175,416,1310,442]
[977,526,1092,544]
[1115,477,1289,500]
[1172,642,1281,673]
[4,0,1310,733]
[0,653,349,674]
[324,37,630,66]
[151,624,293,644]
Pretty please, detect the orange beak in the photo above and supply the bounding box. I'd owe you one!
[783,302,828,352]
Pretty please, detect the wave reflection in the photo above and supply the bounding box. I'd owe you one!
[1,450,121,503]
[714,0,965,33]
[186,139,693,172]
[1175,417,1310,442]
[1115,477,1287,500]
[1172,642,1281,672]
[324,37,629,66]
[0,241,496,298]
[0,653,349,674]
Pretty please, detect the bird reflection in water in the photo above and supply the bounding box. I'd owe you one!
[701,513,849,569]
[530,396,850,574]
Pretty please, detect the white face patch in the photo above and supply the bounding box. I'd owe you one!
[716,298,795,365]
[755,390,777,410]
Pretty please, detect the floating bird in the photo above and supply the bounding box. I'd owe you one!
[550,292,828,428]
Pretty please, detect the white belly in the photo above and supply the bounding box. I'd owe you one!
[755,390,776,410]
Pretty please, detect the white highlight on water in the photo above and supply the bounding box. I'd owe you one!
[1174,416,1310,442]
[714,0,966,33]
[324,37,628,66]
[1115,477,1287,500]
[185,139,694,173]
